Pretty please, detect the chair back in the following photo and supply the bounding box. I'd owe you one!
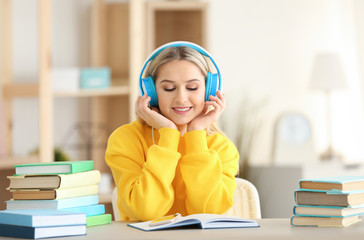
[112,187,121,221]
[223,177,261,219]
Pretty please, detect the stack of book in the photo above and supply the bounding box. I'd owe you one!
[291,176,364,227]
[1,160,112,238]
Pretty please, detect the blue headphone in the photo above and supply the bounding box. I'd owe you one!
[139,41,222,107]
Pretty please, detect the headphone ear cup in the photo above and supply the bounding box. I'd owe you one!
[142,76,158,107]
[205,72,219,101]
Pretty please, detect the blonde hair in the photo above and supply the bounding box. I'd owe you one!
[145,46,224,136]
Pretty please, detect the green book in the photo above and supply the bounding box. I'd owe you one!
[86,214,112,227]
[14,160,94,175]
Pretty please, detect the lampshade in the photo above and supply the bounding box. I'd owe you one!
[309,53,347,91]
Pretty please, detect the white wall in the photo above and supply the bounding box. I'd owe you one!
[209,0,364,165]
[2,0,364,165]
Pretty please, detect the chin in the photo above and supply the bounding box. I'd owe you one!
[170,117,193,126]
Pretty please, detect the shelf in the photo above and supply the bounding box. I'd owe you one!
[54,86,129,98]
[54,78,130,98]
[2,78,130,98]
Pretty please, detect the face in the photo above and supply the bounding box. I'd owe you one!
[155,60,206,131]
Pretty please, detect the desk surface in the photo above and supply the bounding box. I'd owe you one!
[1,218,364,240]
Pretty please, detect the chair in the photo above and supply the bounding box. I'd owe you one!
[111,177,261,221]
[223,177,261,219]
[112,187,121,221]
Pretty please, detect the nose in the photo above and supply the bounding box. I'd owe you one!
[175,88,188,104]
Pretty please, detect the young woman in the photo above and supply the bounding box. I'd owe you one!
[105,42,239,221]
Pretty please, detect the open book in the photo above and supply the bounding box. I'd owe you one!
[128,213,259,231]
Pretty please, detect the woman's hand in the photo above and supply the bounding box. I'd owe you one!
[187,90,226,132]
[135,94,177,130]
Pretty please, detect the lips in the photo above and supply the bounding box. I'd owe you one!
[172,107,192,113]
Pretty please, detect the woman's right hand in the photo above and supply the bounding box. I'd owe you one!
[135,94,177,130]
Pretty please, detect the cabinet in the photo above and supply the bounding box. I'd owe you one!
[0,0,208,170]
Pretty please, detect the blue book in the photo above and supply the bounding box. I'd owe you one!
[299,176,364,192]
[0,209,86,227]
[63,204,105,217]
[6,195,99,210]
[0,223,86,239]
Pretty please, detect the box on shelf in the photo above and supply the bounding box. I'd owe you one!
[52,68,80,92]
[80,67,111,89]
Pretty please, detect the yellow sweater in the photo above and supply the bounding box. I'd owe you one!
[105,120,239,221]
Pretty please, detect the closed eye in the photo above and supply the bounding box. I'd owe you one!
[164,88,175,92]
[187,87,198,91]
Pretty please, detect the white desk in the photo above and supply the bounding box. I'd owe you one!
[4,218,362,240]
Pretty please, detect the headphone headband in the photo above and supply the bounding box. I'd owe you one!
[139,41,222,95]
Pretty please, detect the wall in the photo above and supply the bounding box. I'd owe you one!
[208,0,364,165]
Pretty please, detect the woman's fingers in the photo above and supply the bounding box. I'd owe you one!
[135,94,151,119]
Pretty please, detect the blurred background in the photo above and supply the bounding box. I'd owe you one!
[1,0,364,217]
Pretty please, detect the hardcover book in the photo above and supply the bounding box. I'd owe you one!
[0,209,86,227]
[0,223,86,239]
[6,195,99,210]
[128,213,259,231]
[86,214,112,227]
[299,176,364,192]
[11,184,99,200]
[293,205,364,217]
[14,160,94,175]
[290,215,361,227]
[294,190,364,207]
[8,170,101,189]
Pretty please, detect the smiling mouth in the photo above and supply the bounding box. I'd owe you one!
[173,107,192,112]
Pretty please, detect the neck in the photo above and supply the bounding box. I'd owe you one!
[177,124,187,136]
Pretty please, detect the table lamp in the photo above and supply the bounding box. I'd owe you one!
[309,52,347,161]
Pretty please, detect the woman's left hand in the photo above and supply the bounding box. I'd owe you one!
[187,90,225,132]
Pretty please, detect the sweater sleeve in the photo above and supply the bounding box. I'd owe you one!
[105,125,181,221]
[180,130,239,214]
